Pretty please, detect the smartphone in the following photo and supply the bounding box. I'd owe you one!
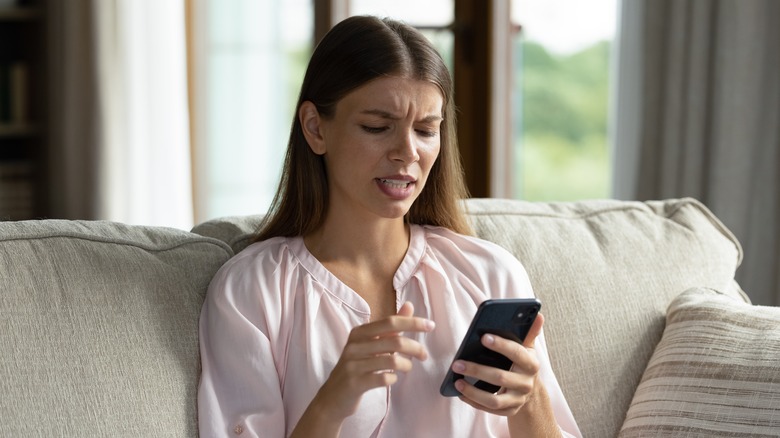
[439,298,542,397]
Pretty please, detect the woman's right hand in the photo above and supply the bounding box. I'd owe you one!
[290,302,434,437]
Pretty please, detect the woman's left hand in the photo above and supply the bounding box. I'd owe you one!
[450,313,545,417]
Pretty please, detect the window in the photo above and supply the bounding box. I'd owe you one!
[512,0,618,200]
[190,0,312,223]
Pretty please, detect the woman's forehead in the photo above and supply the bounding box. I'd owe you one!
[337,77,444,117]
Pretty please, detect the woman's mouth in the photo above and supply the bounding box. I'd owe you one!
[375,177,416,200]
[379,178,412,189]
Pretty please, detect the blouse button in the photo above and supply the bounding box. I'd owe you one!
[234,425,244,435]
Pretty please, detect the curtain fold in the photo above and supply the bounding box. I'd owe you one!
[47,0,193,230]
[613,0,780,305]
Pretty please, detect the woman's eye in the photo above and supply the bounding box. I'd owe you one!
[416,129,438,138]
[361,125,387,134]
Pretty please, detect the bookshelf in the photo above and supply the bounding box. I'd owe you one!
[0,0,46,220]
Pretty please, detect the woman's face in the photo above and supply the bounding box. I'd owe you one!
[303,76,444,222]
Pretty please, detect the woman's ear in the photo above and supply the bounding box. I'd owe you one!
[299,101,326,155]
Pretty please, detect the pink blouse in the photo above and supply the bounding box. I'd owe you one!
[198,224,581,437]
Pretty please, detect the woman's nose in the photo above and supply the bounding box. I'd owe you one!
[390,130,420,163]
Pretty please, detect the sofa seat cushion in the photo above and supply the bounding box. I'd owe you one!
[619,287,780,437]
[0,220,232,437]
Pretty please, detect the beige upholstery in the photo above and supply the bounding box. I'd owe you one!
[1,198,747,437]
[0,220,232,437]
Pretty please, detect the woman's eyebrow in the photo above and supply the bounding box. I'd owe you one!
[360,109,401,120]
[360,109,443,123]
[419,114,445,123]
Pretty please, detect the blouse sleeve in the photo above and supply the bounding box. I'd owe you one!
[197,249,288,438]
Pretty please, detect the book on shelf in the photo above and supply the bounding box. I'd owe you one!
[0,61,30,126]
[0,63,9,123]
[0,161,32,178]
[0,161,34,220]
[9,62,28,124]
[0,1,22,8]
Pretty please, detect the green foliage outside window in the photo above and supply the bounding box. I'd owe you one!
[516,40,612,201]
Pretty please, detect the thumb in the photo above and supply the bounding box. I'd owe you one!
[397,301,414,317]
[522,312,545,349]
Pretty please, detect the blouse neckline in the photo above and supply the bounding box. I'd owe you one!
[285,224,427,315]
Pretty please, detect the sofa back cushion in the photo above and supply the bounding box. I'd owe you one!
[466,197,744,437]
[193,197,744,438]
[0,220,232,437]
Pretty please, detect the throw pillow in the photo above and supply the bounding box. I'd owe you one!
[619,287,780,437]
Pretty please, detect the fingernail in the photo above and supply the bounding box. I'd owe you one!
[452,361,466,372]
[483,334,495,345]
[455,380,465,392]
[424,319,435,331]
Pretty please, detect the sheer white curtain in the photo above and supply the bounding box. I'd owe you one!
[94,0,193,229]
[613,0,780,305]
[189,0,311,224]
[48,0,193,230]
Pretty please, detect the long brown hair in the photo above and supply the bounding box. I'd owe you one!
[255,16,472,242]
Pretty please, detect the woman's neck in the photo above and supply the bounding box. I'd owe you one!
[304,215,410,269]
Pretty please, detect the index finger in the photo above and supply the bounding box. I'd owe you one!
[352,314,435,340]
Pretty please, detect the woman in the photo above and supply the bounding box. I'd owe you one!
[198,15,581,437]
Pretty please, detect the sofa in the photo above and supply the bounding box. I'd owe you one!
[2,197,778,437]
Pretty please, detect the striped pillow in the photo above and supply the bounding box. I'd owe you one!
[619,287,780,437]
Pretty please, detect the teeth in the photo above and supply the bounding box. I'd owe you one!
[380,179,410,189]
